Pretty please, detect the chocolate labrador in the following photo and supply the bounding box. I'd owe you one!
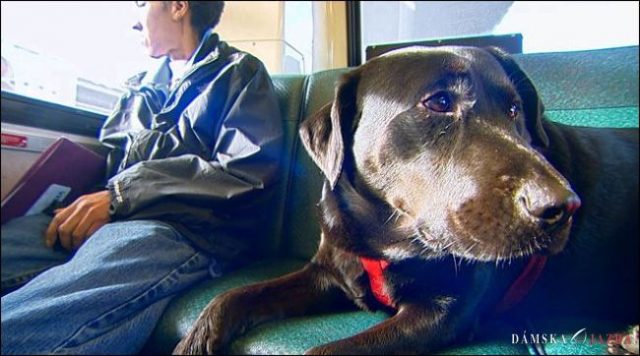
[174,46,639,354]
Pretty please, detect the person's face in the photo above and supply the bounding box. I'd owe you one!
[133,1,181,58]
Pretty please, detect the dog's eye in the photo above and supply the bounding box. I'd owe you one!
[508,102,521,119]
[423,92,453,113]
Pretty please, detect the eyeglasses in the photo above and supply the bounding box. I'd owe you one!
[135,1,147,7]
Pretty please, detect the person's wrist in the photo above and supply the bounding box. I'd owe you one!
[106,180,126,218]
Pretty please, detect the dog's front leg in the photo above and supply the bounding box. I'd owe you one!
[305,300,456,355]
[173,263,347,355]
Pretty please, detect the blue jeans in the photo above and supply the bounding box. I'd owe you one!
[1,214,216,354]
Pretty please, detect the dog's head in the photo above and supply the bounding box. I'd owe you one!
[300,46,581,262]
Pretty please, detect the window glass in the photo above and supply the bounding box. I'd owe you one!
[1,1,314,115]
[284,1,313,74]
[1,1,152,114]
[361,1,639,58]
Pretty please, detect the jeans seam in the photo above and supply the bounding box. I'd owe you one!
[50,250,207,353]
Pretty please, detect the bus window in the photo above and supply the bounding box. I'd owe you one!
[360,1,639,61]
[0,1,318,116]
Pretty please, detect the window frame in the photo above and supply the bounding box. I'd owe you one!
[346,1,362,67]
[1,91,106,138]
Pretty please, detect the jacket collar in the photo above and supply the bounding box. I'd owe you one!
[127,29,221,93]
[188,29,220,67]
[170,29,221,88]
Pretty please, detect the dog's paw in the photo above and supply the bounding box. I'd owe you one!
[172,321,225,355]
[607,325,639,355]
[172,304,229,355]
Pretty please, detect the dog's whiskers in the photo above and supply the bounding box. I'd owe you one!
[441,240,454,251]
[452,254,459,275]
[462,241,478,257]
[411,232,433,256]
[383,209,400,227]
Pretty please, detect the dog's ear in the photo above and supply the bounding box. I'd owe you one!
[299,71,360,189]
[484,46,550,148]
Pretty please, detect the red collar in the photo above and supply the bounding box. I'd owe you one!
[359,255,547,311]
[494,255,547,313]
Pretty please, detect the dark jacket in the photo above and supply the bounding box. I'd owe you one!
[99,31,283,267]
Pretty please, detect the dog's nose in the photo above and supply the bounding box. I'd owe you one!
[518,183,581,232]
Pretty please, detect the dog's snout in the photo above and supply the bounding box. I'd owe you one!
[518,183,581,231]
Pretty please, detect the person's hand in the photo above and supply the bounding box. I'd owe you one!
[45,190,112,251]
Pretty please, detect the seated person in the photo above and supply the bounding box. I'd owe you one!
[1,1,282,354]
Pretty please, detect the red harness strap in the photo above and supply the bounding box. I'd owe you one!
[359,255,548,312]
[360,256,393,307]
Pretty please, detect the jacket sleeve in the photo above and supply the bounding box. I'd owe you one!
[101,59,282,219]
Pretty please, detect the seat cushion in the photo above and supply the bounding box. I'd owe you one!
[144,258,630,355]
[143,259,307,353]
[229,309,389,354]
[143,258,391,354]
[229,316,627,354]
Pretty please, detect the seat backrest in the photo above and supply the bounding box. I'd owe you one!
[270,69,351,259]
[259,74,306,257]
[513,45,638,128]
[280,68,351,259]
